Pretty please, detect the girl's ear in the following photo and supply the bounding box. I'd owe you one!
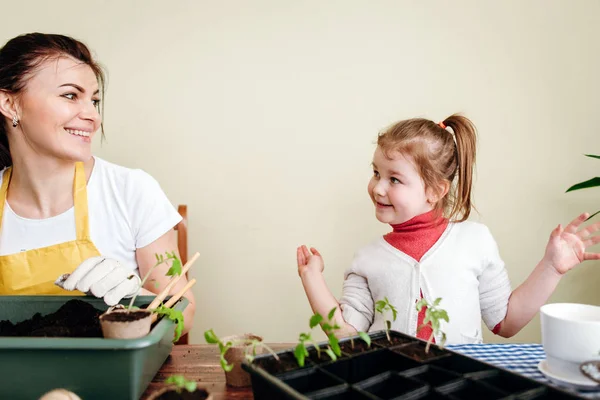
[427,180,450,204]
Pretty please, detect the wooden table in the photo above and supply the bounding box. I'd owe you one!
[141,344,293,400]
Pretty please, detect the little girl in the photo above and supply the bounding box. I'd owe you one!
[297,114,600,344]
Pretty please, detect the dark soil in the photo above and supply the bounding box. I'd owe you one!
[153,388,210,399]
[393,343,446,362]
[339,339,372,355]
[0,299,104,337]
[253,352,302,375]
[307,346,347,365]
[100,310,150,322]
[372,335,413,348]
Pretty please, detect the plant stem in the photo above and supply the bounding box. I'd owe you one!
[237,339,281,362]
[385,327,391,343]
[128,255,176,311]
[260,343,281,361]
[310,341,321,359]
[425,332,434,354]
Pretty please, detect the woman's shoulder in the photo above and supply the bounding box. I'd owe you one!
[92,157,161,191]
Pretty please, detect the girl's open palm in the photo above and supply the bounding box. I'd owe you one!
[544,213,600,275]
[296,245,324,277]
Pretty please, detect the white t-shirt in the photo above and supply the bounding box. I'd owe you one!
[0,157,182,274]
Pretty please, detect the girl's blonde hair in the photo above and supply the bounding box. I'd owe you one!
[377,114,477,222]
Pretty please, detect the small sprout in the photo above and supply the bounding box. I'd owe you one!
[151,305,184,342]
[164,374,197,393]
[350,331,372,350]
[375,297,398,342]
[166,253,183,277]
[128,251,181,311]
[294,332,313,367]
[204,329,279,372]
[120,251,188,343]
[294,307,345,367]
[322,307,342,359]
[204,329,233,372]
[416,297,449,354]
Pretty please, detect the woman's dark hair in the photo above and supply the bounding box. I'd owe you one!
[0,33,106,168]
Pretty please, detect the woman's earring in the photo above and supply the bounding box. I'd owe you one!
[12,115,19,127]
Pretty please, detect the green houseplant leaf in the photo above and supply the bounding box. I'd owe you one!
[565,154,599,220]
[566,177,600,193]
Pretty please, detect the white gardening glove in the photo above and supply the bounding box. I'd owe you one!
[55,257,142,306]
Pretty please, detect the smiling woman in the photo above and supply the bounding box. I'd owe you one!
[0,33,196,335]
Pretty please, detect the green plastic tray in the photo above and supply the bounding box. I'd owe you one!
[0,295,188,400]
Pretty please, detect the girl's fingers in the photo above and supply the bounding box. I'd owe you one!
[302,245,312,259]
[297,247,305,265]
[550,224,562,239]
[583,252,600,261]
[565,213,590,234]
[310,247,321,257]
[583,235,600,248]
[578,221,600,239]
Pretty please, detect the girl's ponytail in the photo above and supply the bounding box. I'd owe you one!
[441,114,477,221]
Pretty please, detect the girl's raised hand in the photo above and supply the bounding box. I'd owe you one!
[296,245,324,277]
[543,213,600,275]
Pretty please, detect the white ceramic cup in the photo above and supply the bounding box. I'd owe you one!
[540,303,600,382]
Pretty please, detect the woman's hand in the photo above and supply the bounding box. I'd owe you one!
[55,257,141,305]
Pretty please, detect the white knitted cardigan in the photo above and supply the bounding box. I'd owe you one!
[340,221,511,344]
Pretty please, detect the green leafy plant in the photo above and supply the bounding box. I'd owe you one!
[294,307,344,367]
[127,251,182,310]
[124,251,185,343]
[566,154,600,220]
[416,297,449,354]
[163,374,197,393]
[375,297,398,342]
[151,305,184,342]
[204,329,279,372]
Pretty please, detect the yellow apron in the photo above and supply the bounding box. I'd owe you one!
[0,162,101,295]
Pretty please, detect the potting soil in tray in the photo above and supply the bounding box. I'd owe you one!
[243,330,586,400]
[0,299,103,337]
[0,295,189,400]
[152,388,211,400]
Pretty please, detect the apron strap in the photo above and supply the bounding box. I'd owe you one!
[73,162,91,241]
[0,164,90,240]
[0,167,12,227]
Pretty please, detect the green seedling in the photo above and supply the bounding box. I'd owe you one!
[294,307,344,367]
[204,329,279,372]
[123,251,186,343]
[151,305,184,342]
[375,297,398,342]
[164,374,197,393]
[416,297,449,354]
[349,331,372,350]
[322,308,371,352]
[322,307,342,359]
[127,251,182,310]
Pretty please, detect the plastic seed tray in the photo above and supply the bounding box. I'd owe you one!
[243,330,585,400]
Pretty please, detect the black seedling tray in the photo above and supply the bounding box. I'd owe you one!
[242,330,586,400]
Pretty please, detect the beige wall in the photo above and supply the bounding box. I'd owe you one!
[2,0,599,344]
